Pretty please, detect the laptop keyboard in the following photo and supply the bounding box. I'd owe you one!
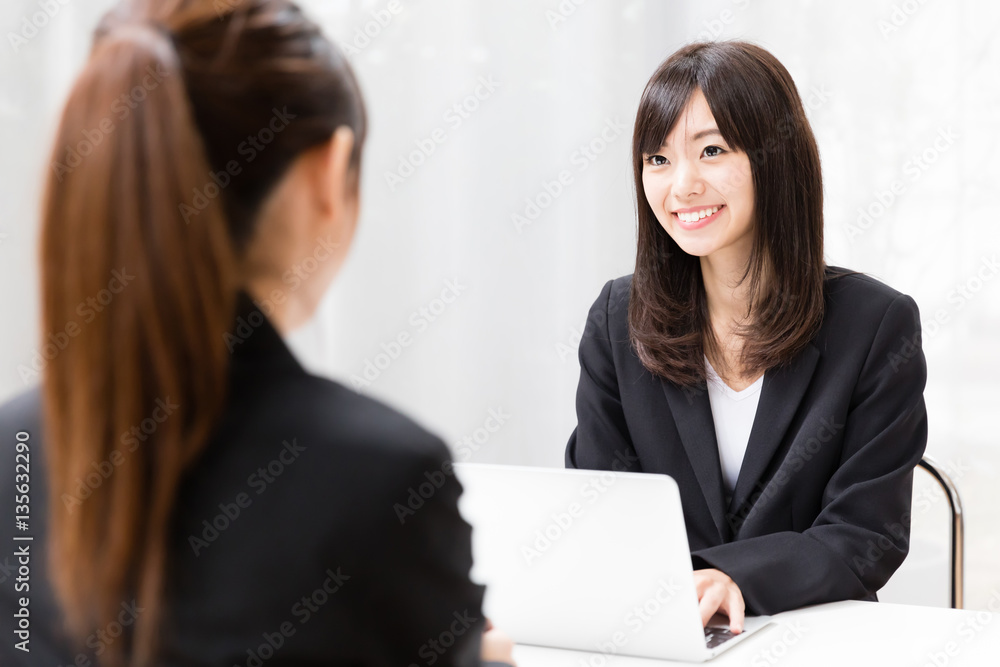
[704,626,736,649]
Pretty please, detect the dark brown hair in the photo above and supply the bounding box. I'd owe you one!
[628,40,826,387]
[40,1,365,664]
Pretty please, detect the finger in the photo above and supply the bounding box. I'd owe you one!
[699,587,724,627]
[484,617,494,632]
[725,589,745,634]
[693,572,712,597]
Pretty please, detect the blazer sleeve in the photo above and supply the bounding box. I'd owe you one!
[691,293,928,615]
[361,437,514,667]
[565,279,642,472]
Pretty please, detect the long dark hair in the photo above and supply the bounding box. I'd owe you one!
[40,1,365,664]
[628,40,825,387]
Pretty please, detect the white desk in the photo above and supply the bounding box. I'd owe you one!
[511,600,1000,666]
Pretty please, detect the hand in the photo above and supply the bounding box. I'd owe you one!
[693,568,745,634]
[481,618,517,666]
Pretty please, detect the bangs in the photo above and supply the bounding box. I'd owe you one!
[633,50,758,160]
[635,73,697,158]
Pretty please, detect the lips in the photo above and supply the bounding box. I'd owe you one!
[672,204,725,230]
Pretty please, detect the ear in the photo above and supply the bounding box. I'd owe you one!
[312,126,356,220]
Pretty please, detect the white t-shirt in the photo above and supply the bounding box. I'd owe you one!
[705,356,764,496]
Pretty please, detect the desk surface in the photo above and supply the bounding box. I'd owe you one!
[511,600,1000,666]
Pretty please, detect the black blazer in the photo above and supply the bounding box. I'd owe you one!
[566,268,928,616]
[0,292,508,667]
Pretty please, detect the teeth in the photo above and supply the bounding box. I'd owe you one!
[676,206,720,223]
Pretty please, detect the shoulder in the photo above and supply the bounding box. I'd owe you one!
[299,375,448,461]
[607,273,633,305]
[822,266,921,332]
[219,371,451,488]
[586,274,633,325]
[224,375,458,565]
[824,266,908,306]
[817,267,923,380]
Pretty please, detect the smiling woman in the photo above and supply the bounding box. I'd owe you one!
[566,40,928,635]
[630,42,826,390]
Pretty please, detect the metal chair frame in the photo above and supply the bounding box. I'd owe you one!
[916,455,964,609]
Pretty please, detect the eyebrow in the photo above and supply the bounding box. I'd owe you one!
[662,127,723,147]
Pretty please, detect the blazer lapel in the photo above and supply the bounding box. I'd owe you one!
[661,380,730,543]
[727,343,821,523]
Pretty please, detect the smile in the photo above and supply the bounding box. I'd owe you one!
[672,205,724,230]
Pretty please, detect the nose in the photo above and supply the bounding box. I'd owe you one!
[672,158,704,199]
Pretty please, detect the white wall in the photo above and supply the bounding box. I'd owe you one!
[1,0,997,608]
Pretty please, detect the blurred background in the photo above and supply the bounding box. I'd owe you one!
[0,0,997,611]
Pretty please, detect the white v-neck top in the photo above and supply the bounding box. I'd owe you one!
[705,356,764,496]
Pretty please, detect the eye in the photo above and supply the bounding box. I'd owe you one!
[646,154,668,166]
[703,145,725,158]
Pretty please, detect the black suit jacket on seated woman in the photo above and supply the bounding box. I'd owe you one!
[566,267,928,616]
[0,292,509,667]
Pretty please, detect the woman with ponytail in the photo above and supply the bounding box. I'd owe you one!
[0,1,515,665]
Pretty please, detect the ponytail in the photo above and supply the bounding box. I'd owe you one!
[41,1,367,663]
[41,20,236,667]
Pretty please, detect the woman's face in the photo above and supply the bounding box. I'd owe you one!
[641,88,755,261]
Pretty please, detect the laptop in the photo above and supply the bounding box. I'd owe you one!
[452,463,773,662]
